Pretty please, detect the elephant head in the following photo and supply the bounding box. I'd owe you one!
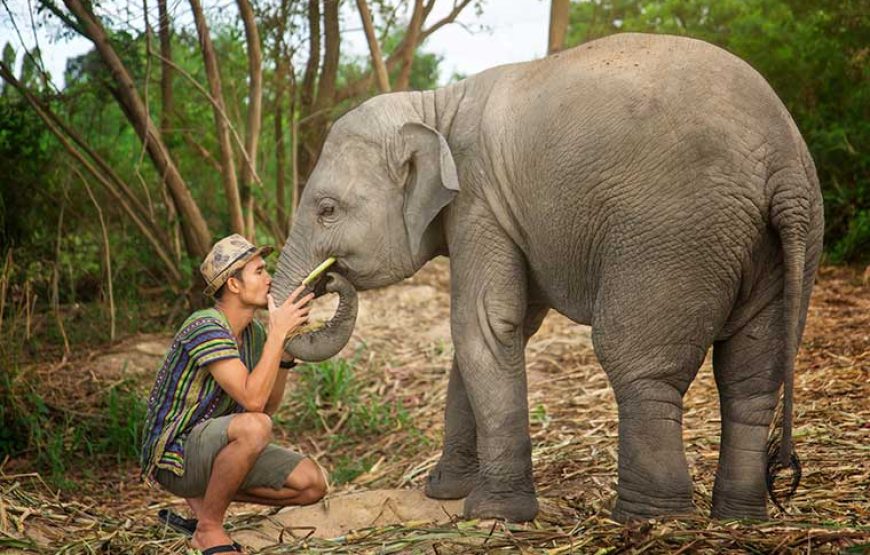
[271,95,460,362]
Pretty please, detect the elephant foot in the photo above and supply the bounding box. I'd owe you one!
[710,469,770,521]
[463,487,538,522]
[710,504,768,521]
[425,458,477,499]
[611,495,696,524]
[711,492,768,521]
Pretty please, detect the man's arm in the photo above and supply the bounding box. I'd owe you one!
[263,364,291,415]
[208,287,312,413]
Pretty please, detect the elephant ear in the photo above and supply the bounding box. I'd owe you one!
[400,122,460,259]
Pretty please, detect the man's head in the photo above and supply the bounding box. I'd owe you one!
[200,234,274,307]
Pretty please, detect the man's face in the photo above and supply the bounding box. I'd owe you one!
[230,255,271,308]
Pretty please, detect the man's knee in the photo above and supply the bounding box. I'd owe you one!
[289,459,328,503]
[230,412,272,450]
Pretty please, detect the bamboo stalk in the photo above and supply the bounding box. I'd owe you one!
[24,279,34,340]
[51,201,71,357]
[0,249,11,335]
[77,169,115,342]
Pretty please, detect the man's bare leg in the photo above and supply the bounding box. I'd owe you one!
[187,496,204,517]
[235,458,328,507]
[191,413,272,551]
[185,458,325,516]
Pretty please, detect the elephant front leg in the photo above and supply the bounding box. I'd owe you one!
[425,358,479,499]
[448,212,537,522]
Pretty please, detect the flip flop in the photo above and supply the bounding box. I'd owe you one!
[200,545,242,555]
[157,509,243,551]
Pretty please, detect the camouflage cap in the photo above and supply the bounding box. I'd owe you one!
[200,234,275,297]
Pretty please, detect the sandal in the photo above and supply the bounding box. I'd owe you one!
[200,545,243,555]
[158,508,198,535]
[157,509,243,551]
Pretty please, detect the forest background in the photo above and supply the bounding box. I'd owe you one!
[0,0,866,505]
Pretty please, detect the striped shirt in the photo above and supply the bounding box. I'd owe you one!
[140,308,266,480]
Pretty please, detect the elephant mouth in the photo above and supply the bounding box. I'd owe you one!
[305,259,350,298]
[283,265,359,363]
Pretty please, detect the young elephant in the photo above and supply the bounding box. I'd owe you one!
[271,32,823,523]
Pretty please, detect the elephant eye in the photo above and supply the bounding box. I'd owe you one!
[317,198,338,223]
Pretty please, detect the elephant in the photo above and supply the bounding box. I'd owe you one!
[272,32,824,523]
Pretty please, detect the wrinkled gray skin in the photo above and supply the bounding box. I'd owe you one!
[271,33,823,523]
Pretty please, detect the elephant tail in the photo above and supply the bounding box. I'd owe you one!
[765,163,814,509]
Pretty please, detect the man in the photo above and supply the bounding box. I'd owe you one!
[141,234,327,554]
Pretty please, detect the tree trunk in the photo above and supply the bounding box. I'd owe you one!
[548,0,570,55]
[314,0,340,116]
[272,0,292,235]
[237,0,262,240]
[297,0,321,193]
[61,0,212,259]
[394,0,424,91]
[356,0,390,93]
[189,0,245,236]
[299,0,340,182]
[275,77,287,231]
[156,0,182,261]
[157,0,173,132]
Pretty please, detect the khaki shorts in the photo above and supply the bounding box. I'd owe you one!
[155,414,305,499]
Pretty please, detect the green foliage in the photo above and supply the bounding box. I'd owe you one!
[0,363,146,489]
[566,0,869,262]
[0,93,58,250]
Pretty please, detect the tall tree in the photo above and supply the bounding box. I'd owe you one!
[156,0,183,261]
[236,0,262,240]
[356,0,391,93]
[157,0,173,133]
[60,0,212,259]
[394,0,424,91]
[189,0,245,236]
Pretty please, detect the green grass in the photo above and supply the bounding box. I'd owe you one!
[329,454,375,485]
[287,355,412,439]
[281,351,419,485]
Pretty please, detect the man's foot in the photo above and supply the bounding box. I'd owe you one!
[191,521,241,554]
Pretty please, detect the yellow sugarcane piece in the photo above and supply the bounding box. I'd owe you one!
[302,257,336,286]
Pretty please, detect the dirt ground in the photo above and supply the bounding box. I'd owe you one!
[1,260,867,553]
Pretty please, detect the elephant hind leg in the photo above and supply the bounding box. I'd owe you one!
[602,347,706,523]
[592,272,718,522]
[711,299,785,520]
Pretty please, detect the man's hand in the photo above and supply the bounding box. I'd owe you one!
[267,285,314,339]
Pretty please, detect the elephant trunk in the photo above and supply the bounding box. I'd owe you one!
[271,241,358,362]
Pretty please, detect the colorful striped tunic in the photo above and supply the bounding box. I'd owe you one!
[140,308,266,480]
